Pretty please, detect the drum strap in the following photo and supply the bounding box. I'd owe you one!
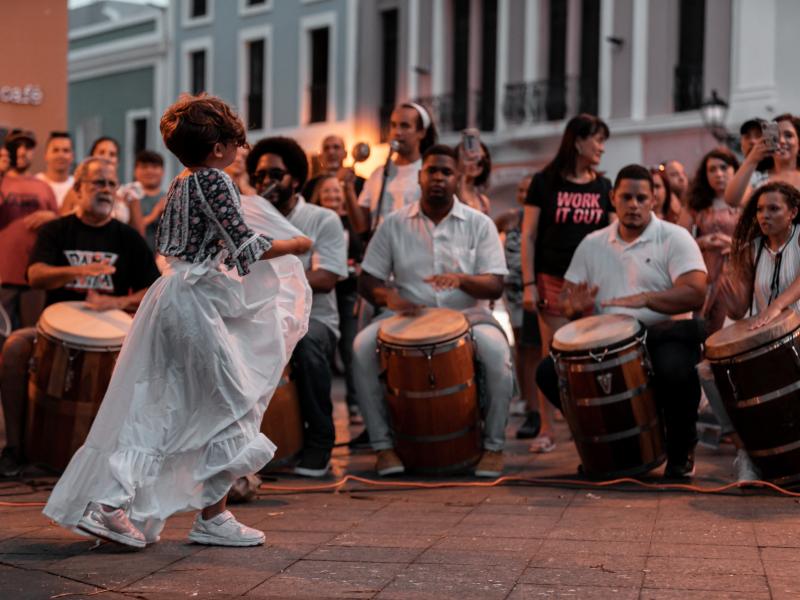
[462,307,520,408]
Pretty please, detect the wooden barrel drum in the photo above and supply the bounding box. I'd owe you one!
[551,314,666,479]
[377,308,482,474]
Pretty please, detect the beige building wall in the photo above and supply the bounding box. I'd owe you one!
[0,1,68,173]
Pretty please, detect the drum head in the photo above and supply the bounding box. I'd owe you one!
[39,301,132,348]
[378,308,469,346]
[705,309,800,360]
[552,314,641,352]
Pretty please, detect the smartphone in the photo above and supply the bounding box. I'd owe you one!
[762,121,780,152]
[461,128,481,162]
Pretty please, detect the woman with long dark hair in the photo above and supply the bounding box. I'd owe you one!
[520,113,614,453]
[725,114,800,206]
[685,148,740,333]
[455,141,492,214]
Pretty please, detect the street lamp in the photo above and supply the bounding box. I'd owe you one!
[700,89,739,151]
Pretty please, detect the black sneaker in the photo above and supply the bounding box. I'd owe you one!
[0,448,23,479]
[516,411,542,440]
[293,448,331,478]
[347,429,371,450]
[664,450,696,480]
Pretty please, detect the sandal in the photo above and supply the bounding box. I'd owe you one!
[529,435,556,454]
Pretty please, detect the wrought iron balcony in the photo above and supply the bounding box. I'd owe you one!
[502,76,598,126]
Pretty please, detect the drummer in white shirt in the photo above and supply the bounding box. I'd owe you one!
[535,164,708,479]
[352,145,513,478]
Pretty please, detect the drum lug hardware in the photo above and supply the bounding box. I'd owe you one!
[792,344,800,368]
[725,368,738,401]
[65,350,78,393]
[423,346,436,388]
[589,348,608,362]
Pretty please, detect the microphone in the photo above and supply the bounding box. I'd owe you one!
[259,181,279,200]
[389,140,400,153]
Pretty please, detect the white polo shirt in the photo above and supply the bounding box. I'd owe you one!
[361,199,508,310]
[564,215,707,326]
[358,159,422,228]
[285,197,348,337]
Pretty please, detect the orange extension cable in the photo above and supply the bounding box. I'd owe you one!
[2,473,798,508]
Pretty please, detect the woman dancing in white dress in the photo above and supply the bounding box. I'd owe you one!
[43,95,312,548]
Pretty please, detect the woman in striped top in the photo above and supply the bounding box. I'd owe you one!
[723,181,800,326]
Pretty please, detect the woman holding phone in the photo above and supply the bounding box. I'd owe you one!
[725,114,800,206]
[456,130,491,214]
[520,114,614,453]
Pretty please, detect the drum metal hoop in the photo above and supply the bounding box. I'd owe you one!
[553,331,647,363]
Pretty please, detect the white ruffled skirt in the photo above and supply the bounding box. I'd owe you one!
[43,252,310,540]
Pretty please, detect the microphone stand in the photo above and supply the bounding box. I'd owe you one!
[369,142,398,238]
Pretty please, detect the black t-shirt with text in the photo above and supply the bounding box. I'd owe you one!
[525,172,613,278]
[29,215,161,306]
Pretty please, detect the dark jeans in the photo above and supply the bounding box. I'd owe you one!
[336,284,358,408]
[291,319,337,452]
[536,318,705,461]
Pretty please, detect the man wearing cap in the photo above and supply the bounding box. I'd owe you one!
[0,130,58,333]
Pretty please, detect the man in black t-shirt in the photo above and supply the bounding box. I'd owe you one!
[0,157,160,478]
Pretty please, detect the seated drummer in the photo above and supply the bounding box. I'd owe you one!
[0,157,159,478]
[535,164,708,479]
[352,144,513,478]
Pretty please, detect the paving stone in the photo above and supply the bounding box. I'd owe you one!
[0,563,131,600]
[639,590,770,599]
[529,553,646,572]
[376,562,523,600]
[246,559,405,598]
[414,547,529,567]
[327,532,439,549]
[643,571,770,593]
[124,567,271,598]
[754,523,800,547]
[768,574,800,600]
[306,545,422,563]
[430,535,543,555]
[545,523,653,543]
[519,565,644,588]
[646,542,760,560]
[645,555,764,576]
[506,583,640,599]
[536,539,650,557]
[760,546,800,562]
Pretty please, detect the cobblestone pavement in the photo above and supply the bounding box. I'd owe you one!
[1,380,799,599]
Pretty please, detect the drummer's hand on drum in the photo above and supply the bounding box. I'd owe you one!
[424,273,462,291]
[601,291,648,309]
[84,290,122,311]
[563,282,598,316]
[386,289,423,315]
[750,304,783,329]
[79,261,116,278]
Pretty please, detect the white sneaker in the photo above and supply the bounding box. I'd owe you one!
[188,510,265,547]
[77,502,146,549]
[734,449,760,483]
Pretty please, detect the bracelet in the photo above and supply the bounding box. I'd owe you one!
[523,280,536,288]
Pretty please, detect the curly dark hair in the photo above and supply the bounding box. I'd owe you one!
[160,94,247,167]
[89,136,119,157]
[246,136,309,190]
[687,148,739,213]
[730,181,800,278]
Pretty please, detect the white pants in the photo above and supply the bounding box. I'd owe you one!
[352,311,514,451]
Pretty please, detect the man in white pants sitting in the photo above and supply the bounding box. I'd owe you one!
[352,145,513,478]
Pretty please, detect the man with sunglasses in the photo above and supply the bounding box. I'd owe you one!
[0,157,160,478]
[247,137,348,478]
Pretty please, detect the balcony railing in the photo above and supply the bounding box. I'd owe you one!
[674,64,703,113]
[502,76,598,126]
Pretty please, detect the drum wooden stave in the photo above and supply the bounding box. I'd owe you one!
[259,365,304,467]
[705,310,800,486]
[377,308,481,474]
[26,302,132,471]
[551,314,666,479]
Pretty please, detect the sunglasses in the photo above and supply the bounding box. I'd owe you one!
[254,168,288,183]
